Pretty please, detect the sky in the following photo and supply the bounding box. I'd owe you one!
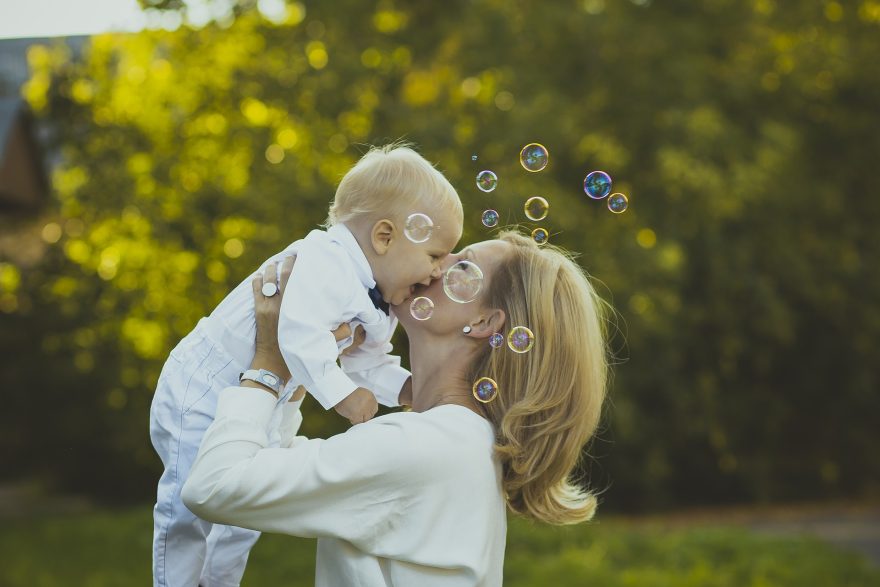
[0,0,288,40]
[0,0,149,39]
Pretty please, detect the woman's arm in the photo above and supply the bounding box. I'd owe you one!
[241,257,293,398]
[180,392,419,542]
[182,257,425,544]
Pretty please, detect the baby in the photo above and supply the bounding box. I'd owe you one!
[149,144,463,587]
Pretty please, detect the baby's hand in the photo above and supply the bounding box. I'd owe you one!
[334,387,378,425]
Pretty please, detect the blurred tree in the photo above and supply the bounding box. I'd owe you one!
[1,0,878,509]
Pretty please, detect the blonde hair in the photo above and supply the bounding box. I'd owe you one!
[325,143,463,228]
[468,230,611,525]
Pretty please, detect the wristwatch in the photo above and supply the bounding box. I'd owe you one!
[239,368,285,396]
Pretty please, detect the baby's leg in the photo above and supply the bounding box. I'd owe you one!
[150,332,236,587]
[197,355,266,586]
[200,524,261,587]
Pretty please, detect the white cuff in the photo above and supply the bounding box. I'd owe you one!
[372,365,412,407]
[310,368,358,410]
[217,386,278,427]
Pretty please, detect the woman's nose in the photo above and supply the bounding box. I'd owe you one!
[438,254,460,272]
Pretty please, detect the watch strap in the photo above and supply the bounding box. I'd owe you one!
[239,368,285,395]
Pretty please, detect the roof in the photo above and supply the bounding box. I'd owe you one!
[0,97,22,159]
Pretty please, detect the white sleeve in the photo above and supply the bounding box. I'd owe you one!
[278,243,359,410]
[340,339,411,407]
[181,386,429,549]
[277,398,305,449]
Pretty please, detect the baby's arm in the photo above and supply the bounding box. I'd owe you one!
[275,244,364,410]
[340,337,411,408]
[330,323,380,424]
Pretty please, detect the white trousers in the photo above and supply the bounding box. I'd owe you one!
[149,323,284,587]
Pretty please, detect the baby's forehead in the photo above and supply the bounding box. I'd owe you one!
[429,210,463,248]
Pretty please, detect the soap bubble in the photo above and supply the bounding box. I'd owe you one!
[489,333,504,348]
[608,192,628,213]
[443,259,484,303]
[531,227,549,245]
[524,196,549,221]
[520,143,549,172]
[404,213,433,243]
[472,376,499,403]
[584,171,612,199]
[409,296,434,321]
[471,154,478,161]
[476,170,498,192]
[481,209,499,228]
[507,326,535,353]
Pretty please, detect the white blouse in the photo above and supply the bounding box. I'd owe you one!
[181,386,507,586]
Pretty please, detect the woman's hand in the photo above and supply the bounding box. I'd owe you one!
[252,257,294,380]
[335,322,367,356]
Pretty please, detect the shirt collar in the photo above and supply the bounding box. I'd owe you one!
[327,223,376,289]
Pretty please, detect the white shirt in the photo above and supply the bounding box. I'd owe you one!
[181,386,507,587]
[205,224,411,408]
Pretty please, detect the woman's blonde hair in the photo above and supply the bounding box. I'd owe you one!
[468,230,611,525]
[325,143,462,228]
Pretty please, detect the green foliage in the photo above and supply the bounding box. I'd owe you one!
[1,507,877,586]
[1,0,879,507]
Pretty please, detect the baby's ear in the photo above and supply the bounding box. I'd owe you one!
[371,219,395,255]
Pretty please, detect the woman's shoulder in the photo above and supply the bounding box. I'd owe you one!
[375,405,493,439]
[361,406,496,474]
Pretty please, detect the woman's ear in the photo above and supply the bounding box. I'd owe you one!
[467,308,506,339]
[371,219,395,255]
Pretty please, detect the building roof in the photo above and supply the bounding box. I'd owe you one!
[0,36,87,98]
[0,97,22,159]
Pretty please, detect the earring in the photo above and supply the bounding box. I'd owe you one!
[462,326,472,334]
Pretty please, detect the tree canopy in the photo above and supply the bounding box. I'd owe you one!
[2,0,878,509]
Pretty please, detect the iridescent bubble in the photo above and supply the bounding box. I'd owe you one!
[443,259,484,303]
[472,376,499,403]
[476,170,498,192]
[489,333,504,349]
[404,213,434,243]
[409,296,434,321]
[584,171,612,200]
[608,192,628,214]
[507,326,535,354]
[481,209,499,228]
[471,154,478,161]
[520,143,549,172]
[531,227,549,245]
[524,196,549,221]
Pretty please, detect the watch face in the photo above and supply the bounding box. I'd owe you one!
[261,373,279,386]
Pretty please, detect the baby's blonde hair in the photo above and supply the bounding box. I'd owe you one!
[325,143,463,229]
[468,230,611,525]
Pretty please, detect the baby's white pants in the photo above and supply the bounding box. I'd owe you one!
[149,320,286,587]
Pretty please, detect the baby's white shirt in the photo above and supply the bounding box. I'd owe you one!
[204,223,410,409]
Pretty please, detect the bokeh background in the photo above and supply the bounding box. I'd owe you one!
[1,0,878,584]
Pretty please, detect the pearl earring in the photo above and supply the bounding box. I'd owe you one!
[462,326,472,334]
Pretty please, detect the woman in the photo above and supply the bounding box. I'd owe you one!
[182,230,611,586]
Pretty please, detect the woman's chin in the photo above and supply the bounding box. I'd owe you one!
[390,298,409,312]
[392,288,418,307]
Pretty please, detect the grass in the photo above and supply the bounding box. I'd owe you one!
[0,505,877,586]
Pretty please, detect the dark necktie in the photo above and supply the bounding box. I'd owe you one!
[368,286,390,315]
